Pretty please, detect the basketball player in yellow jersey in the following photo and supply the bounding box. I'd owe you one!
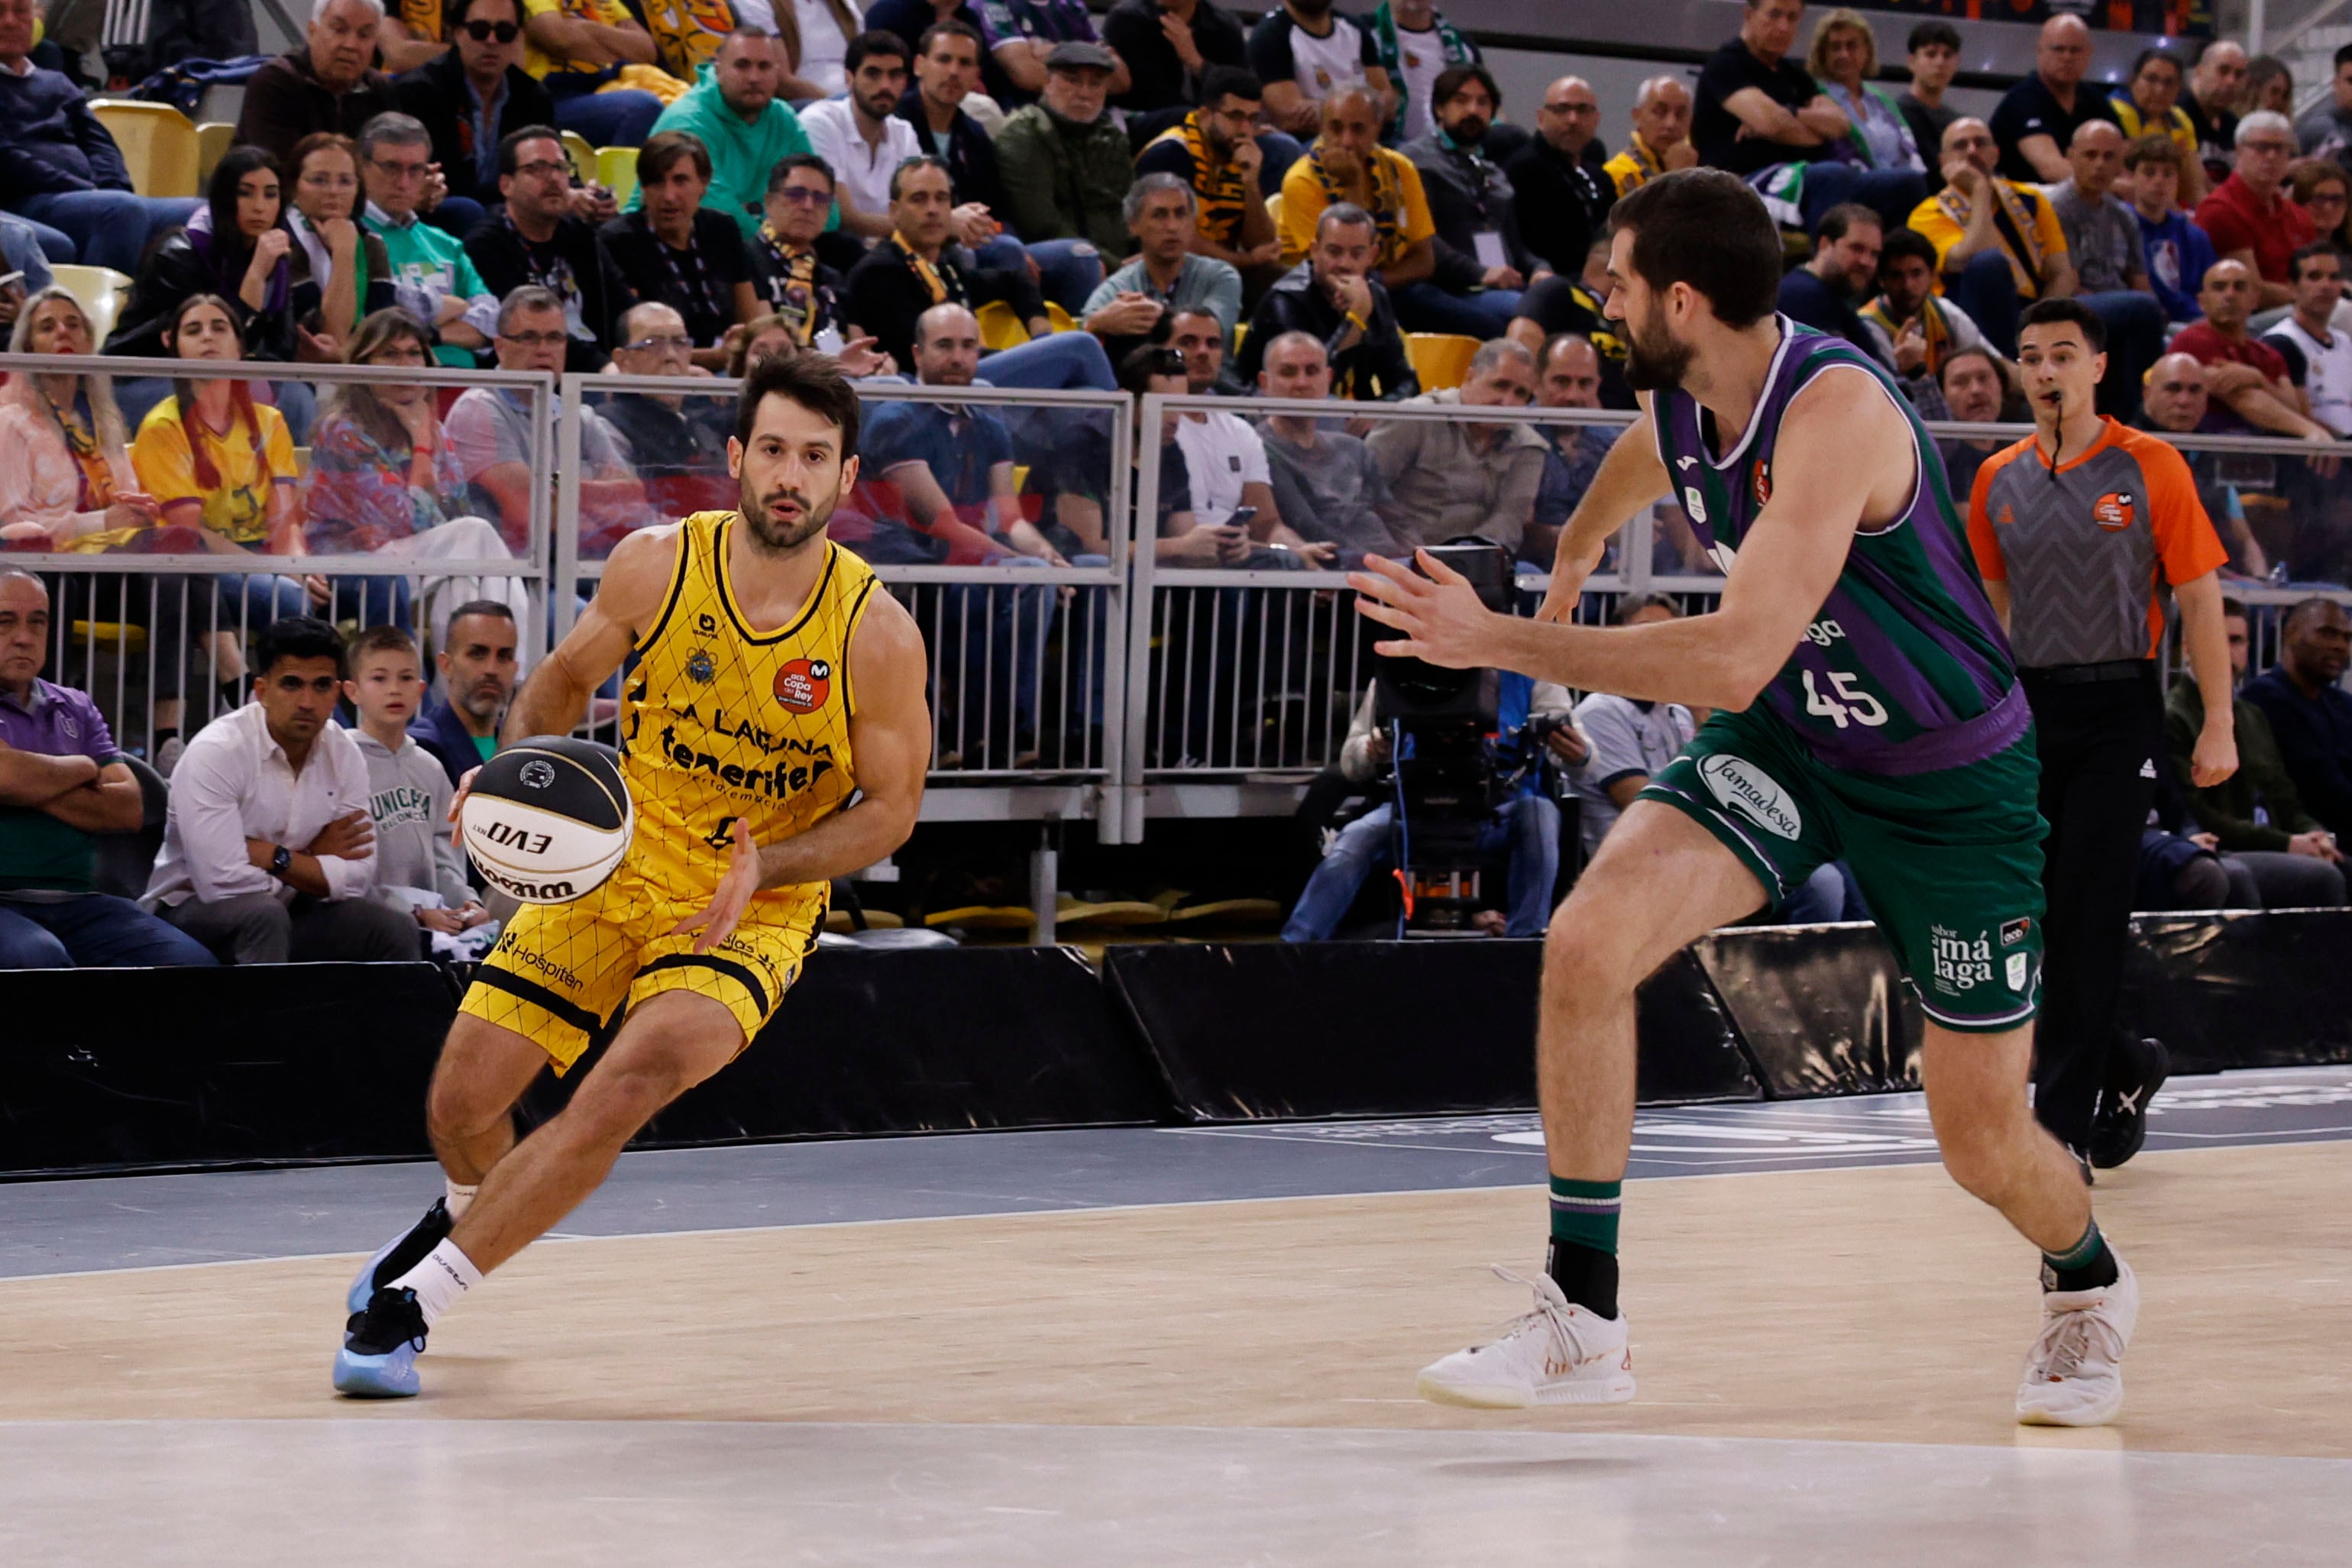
[333,352,930,1398]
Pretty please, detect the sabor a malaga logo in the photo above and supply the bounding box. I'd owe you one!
[1929,923,1997,994]
[1698,754,1801,839]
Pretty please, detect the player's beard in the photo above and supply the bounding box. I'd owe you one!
[740,471,839,552]
[1622,300,1694,393]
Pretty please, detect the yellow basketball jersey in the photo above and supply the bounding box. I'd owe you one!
[619,511,882,902]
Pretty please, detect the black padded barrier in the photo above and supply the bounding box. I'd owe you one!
[1105,940,1762,1122]
[1694,925,1923,1098]
[555,946,1171,1144]
[0,962,455,1174]
[2118,910,2352,1075]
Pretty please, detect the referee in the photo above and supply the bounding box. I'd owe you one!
[1967,299,2239,1172]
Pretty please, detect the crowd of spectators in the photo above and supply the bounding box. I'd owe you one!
[8,0,2352,952]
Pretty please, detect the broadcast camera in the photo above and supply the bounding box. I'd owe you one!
[1367,542,1533,935]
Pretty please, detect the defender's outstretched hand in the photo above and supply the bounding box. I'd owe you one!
[670,817,759,954]
[1348,551,1506,669]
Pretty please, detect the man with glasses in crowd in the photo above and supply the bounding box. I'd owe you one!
[1507,74,1612,283]
[359,113,500,365]
[465,126,636,370]
[2195,112,2315,310]
[1137,66,1285,288]
[748,155,858,355]
[597,301,738,521]
[393,0,555,236]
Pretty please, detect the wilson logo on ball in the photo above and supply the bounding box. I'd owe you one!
[774,658,832,713]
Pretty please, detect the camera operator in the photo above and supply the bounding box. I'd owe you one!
[1282,668,1582,941]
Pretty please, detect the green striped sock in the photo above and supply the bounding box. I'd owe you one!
[2042,1217,2118,1292]
[1548,1175,1621,1255]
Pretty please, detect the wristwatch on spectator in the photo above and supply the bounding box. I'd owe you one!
[270,844,292,878]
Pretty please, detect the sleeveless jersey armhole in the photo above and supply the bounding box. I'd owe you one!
[1792,357,1923,538]
[836,574,882,720]
[632,522,698,656]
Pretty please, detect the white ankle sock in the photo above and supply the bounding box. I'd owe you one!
[390,1239,481,1328]
[445,1178,479,1221]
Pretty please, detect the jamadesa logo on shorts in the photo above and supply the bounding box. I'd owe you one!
[1698,754,1803,840]
[2093,491,2136,531]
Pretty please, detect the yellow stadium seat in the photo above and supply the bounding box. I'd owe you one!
[1406,332,1480,393]
[89,100,200,199]
[70,621,148,655]
[976,299,1030,351]
[1265,192,1283,230]
[1011,464,1030,493]
[196,121,235,188]
[596,145,639,205]
[1043,300,1077,335]
[560,130,596,183]
[50,264,133,348]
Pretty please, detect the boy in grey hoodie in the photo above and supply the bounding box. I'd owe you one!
[345,625,491,936]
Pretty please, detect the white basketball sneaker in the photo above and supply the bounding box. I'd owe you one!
[2016,1252,2139,1427]
[1416,1266,1636,1409]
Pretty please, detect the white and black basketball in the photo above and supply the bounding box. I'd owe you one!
[460,736,633,904]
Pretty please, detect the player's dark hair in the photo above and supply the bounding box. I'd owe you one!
[2124,131,2182,170]
[1906,20,1959,55]
[448,599,518,632]
[888,154,951,202]
[2220,596,2249,622]
[845,28,909,74]
[1878,225,1939,272]
[2289,241,2341,283]
[1813,202,1881,245]
[348,622,419,662]
[737,349,861,461]
[1432,63,1500,111]
[2336,40,2352,70]
[637,129,712,186]
[1199,65,1262,105]
[1607,169,1781,329]
[2020,296,2107,354]
[254,616,348,679]
[2286,595,2350,635]
[917,18,982,56]
[768,152,835,196]
[498,124,565,178]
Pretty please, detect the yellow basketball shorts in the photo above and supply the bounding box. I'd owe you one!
[460,858,826,1072]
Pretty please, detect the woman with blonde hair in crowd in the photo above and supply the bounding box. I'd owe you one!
[306,309,519,648]
[0,286,157,548]
[1808,8,1924,175]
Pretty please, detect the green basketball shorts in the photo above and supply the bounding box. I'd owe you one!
[1639,703,2048,1033]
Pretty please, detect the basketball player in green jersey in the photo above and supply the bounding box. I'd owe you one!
[1352,170,2137,1426]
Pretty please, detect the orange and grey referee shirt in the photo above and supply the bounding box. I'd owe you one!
[1965,418,2229,669]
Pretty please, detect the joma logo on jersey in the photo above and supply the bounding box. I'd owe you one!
[2093,491,2136,531]
[1930,924,1996,992]
[658,723,836,797]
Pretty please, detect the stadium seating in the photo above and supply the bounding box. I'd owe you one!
[49,264,132,348]
[1406,332,1480,392]
[89,100,199,199]
[597,145,639,207]
[561,130,597,185]
[976,299,1030,351]
[196,121,235,188]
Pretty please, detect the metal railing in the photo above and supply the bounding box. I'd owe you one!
[2,353,548,758]
[12,355,2352,843]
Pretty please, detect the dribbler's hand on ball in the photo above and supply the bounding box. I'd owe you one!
[448,765,480,849]
[1348,550,1503,669]
[671,817,759,954]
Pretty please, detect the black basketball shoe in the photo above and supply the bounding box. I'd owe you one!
[2089,1036,2169,1170]
[345,1198,453,1315]
[332,1287,429,1398]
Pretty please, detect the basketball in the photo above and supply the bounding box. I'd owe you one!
[459,736,633,904]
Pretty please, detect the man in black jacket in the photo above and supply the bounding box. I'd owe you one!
[1503,71,1613,281]
[234,0,402,168]
[1402,63,1548,341]
[394,0,557,238]
[843,156,1050,374]
[464,126,635,371]
[1235,202,1418,402]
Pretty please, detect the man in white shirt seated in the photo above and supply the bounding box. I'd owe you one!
[143,617,418,965]
[1569,594,1699,862]
[1166,308,1333,566]
[2261,241,2352,436]
[798,31,924,246]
